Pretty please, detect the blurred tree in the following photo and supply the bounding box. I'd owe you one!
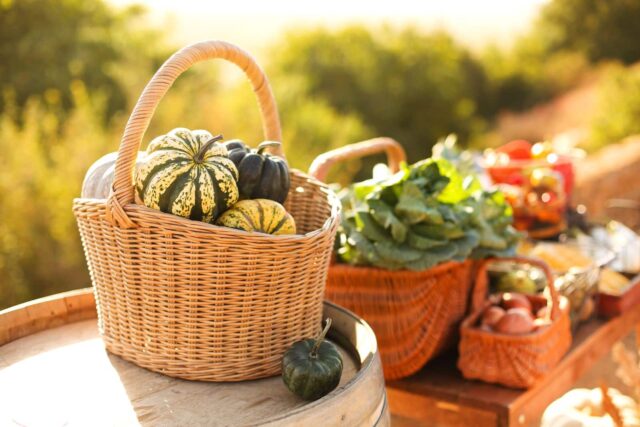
[268,26,489,163]
[480,36,589,116]
[218,74,373,184]
[590,65,640,150]
[534,0,640,64]
[0,85,120,308]
[0,0,167,118]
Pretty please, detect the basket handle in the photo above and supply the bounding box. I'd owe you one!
[471,257,561,320]
[308,137,406,182]
[106,40,282,228]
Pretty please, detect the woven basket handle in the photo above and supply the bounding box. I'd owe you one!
[308,137,406,182]
[106,40,282,227]
[472,257,561,320]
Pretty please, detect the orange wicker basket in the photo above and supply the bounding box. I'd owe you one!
[309,138,476,380]
[458,257,572,388]
[73,41,341,382]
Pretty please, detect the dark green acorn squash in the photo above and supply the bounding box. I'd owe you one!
[135,128,239,222]
[281,318,343,401]
[223,140,290,204]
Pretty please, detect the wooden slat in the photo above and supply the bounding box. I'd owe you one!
[388,387,499,427]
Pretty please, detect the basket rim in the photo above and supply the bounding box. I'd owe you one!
[328,260,471,276]
[75,171,341,242]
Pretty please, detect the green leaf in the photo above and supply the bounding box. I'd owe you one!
[429,158,481,204]
[478,228,507,250]
[451,231,480,259]
[471,246,517,260]
[412,222,464,239]
[407,230,447,250]
[374,241,423,263]
[437,204,458,223]
[405,243,458,271]
[368,199,407,242]
[394,181,444,225]
[372,259,405,270]
[344,228,380,265]
[354,211,394,243]
[353,178,381,201]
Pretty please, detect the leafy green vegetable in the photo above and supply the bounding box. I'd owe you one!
[407,231,447,250]
[367,199,407,242]
[335,156,520,271]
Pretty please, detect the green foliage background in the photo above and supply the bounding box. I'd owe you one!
[2,0,640,308]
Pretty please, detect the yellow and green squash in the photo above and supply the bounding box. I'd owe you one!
[135,128,239,222]
[216,199,296,235]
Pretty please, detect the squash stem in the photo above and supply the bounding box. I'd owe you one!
[310,318,332,358]
[257,141,282,155]
[196,134,224,162]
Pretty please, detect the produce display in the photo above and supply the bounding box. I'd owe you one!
[499,167,566,235]
[135,129,239,222]
[485,139,576,196]
[484,139,577,238]
[121,128,299,235]
[477,292,551,335]
[336,158,520,270]
[518,241,608,327]
[282,318,343,401]
[224,140,290,204]
[216,199,296,235]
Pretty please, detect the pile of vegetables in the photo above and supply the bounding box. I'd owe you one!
[336,157,520,270]
[83,127,297,236]
[479,292,550,335]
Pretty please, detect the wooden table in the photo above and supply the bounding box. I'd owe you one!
[387,304,640,427]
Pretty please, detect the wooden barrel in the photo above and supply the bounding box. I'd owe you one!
[0,289,388,426]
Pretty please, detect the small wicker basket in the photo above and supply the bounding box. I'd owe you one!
[458,257,572,388]
[73,41,341,382]
[310,138,476,380]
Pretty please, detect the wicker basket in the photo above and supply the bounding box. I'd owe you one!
[73,41,341,382]
[309,138,476,380]
[458,257,572,389]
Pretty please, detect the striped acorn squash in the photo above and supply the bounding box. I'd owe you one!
[135,128,239,222]
[216,199,296,235]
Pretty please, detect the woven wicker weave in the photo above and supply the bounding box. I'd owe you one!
[458,257,572,389]
[73,41,341,382]
[325,262,475,380]
[310,138,476,380]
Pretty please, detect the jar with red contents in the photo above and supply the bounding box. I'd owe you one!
[485,140,572,238]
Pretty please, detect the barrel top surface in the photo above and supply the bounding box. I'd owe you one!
[0,291,386,426]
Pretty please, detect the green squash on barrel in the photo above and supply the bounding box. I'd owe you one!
[223,140,290,204]
[135,128,239,222]
[281,318,343,401]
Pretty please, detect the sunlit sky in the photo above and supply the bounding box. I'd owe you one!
[109,0,550,56]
